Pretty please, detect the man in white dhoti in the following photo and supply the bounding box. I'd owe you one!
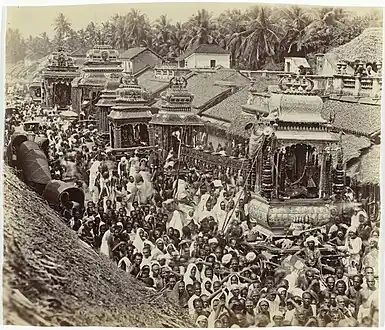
[338,227,362,274]
[136,171,154,205]
[118,156,129,177]
[129,150,140,178]
[198,199,217,224]
[173,178,188,201]
[88,158,101,204]
[216,201,228,232]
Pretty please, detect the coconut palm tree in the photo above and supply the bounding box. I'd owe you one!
[100,21,114,45]
[111,14,131,50]
[6,28,26,63]
[217,9,248,67]
[85,22,99,46]
[183,9,219,49]
[239,6,282,69]
[126,9,152,47]
[76,29,89,52]
[53,13,72,49]
[278,6,313,54]
[296,7,347,53]
[153,14,173,56]
[167,22,187,58]
[35,32,52,55]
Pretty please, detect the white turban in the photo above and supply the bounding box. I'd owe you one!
[208,238,218,245]
[222,254,232,265]
[277,287,286,294]
[246,252,256,262]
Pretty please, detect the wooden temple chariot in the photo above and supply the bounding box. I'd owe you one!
[150,76,204,156]
[41,48,80,110]
[247,75,343,236]
[107,75,155,150]
[71,44,124,116]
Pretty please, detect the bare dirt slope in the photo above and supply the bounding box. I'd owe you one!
[2,166,192,327]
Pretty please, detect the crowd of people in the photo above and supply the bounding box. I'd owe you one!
[5,98,380,328]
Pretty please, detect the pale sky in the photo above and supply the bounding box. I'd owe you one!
[5,1,381,38]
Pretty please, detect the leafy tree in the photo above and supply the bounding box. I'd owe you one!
[126,9,152,47]
[53,13,72,50]
[217,9,247,67]
[6,5,382,70]
[239,7,282,69]
[6,28,26,63]
[183,9,219,49]
[153,15,173,56]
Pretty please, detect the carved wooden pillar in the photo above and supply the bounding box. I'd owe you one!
[114,125,121,148]
[148,124,155,145]
[104,108,109,132]
[47,81,54,108]
[41,82,45,105]
[334,62,346,95]
[102,108,106,132]
[109,123,114,147]
[101,107,110,133]
[318,148,325,199]
[261,148,273,201]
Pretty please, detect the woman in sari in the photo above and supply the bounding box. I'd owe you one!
[196,315,208,328]
[255,298,270,321]
[151,238,166,259]
[201,278,213,296]
[207,297,224,327]
[184,263,201,286]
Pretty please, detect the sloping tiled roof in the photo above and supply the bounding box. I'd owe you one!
[188,69,249,111]
[70,48,88,57]
[202,87,249,122]
[176,44,230,61]
[322,98,381,136]
[327,27,383,63]
[25,53,44,61]
[120,47,161,60]
[136,68,170,95]
[139,68,249,111]
[249,76,281,93]
[228,111,256,138]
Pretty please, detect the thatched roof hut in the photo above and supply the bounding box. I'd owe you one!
[327,28,383,63]
[347,144,380,185]
[3,166,192,327]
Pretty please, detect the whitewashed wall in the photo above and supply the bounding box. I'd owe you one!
[186,53,230,69]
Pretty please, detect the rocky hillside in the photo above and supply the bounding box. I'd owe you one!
[3,166,192,327]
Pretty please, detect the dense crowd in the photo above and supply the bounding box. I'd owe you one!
[5,99,380,328]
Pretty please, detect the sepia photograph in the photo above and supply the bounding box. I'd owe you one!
[2,1,383,327]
